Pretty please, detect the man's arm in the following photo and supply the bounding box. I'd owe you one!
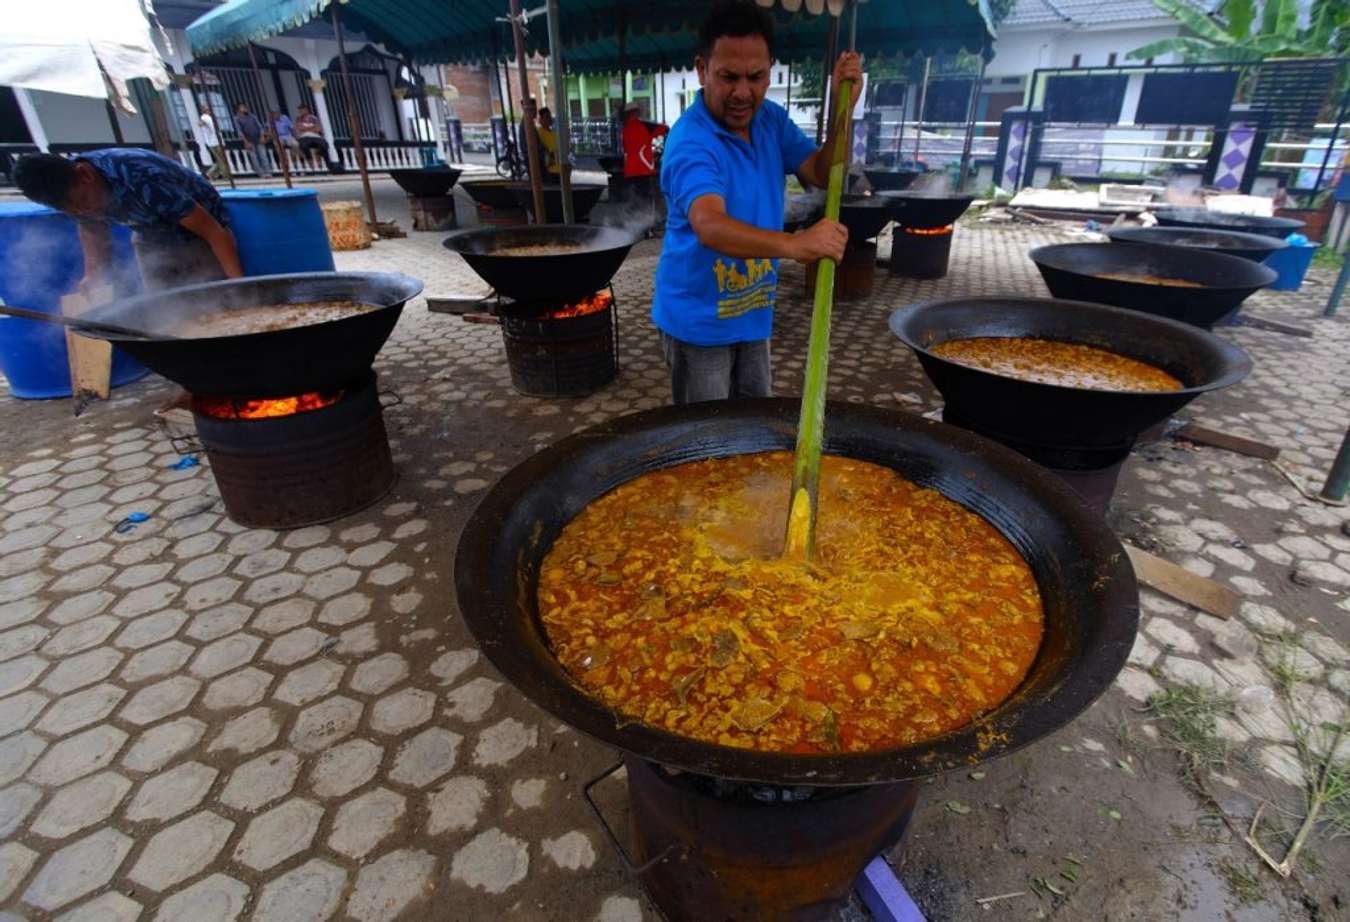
[795,52,864,189]
[179,205,244,278]
[688,194,846,264]
[76,223,113,293]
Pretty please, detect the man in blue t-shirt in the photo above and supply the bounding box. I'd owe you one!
[14,149,242,292]
[653,0,861,405]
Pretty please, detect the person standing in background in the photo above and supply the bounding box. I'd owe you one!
[197,109,223,180]
[622,100,670,232]
[536,107,561,176]
[295,105,327,172]
[235,102,271,178]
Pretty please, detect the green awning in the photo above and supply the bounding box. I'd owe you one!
[188,0,995,68]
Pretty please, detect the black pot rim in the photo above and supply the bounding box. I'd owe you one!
[1028,241,1278,292]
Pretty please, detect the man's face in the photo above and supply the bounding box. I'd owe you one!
[237,104,249,116]
[539,111,553,129]
[696,34,771,133]
[63,163,108,217]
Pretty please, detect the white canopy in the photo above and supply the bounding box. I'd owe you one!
[0,0,171,112]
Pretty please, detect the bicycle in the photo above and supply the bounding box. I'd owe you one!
[495,136,526,180]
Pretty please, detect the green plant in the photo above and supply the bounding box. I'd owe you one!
[1128,0,1350,63]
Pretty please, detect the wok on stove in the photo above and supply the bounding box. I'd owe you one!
[840,194,894,242]
[387,167,461,198]
[455,399,1138,786]
[81,272,423,397]
[511,183,608,223]
[877,191,976,229]
[442,224,636,304]
[890,296,1251,458]
[1152,207,1303,240]
[1105,226,1289,263]
[863,168,923,192]
[1029,242,1277,329]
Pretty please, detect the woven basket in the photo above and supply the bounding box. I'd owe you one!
[321,201,371,251]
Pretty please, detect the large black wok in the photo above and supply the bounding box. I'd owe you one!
[840,194,894,242]
[81,272,423,397]
[455,399,1138,786]
[1106,225,1289,263]
[1152,207,1303,239]
[460,180,521,210]
[388,167,461,198]
[512,183,608,223]
[864,168,923,192]
[1029,242,1276,329]
[442,224,637,303]
[890,296,1251,459]
[878,191,976,229]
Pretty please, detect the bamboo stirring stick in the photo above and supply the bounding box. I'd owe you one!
[784,9,859,562]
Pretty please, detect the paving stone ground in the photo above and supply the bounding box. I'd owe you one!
[0,177,1347,920]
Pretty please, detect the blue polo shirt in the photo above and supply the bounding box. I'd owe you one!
[653,93,816,346]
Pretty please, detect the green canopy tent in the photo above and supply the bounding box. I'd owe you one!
[187,0,995,224]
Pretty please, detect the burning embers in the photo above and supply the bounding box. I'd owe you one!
[498,287,619,398]
[192,390,345,420]
[190,371,396,529]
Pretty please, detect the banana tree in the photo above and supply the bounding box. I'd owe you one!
[1128,0,1349,63]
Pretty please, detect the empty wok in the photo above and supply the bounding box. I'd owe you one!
[878,192,976,229]
[388,167,462,198]
[1029,242,1276,328]
[1106,226,1289,263]
[863,168,923,192]
[79,272,423,397]
[512,183,608,223]
[454,398,1138,786]
[840,194,895,242]
[1152,207,1303,239]
[442,224,637,304]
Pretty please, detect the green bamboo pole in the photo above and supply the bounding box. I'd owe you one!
[784,70,856,562]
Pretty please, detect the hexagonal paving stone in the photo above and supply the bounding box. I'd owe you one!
[0,690,48,737]
[371,688,436,736]
[120,640,194,684]
[122,717,207,773]
[251,597,316,635]
[40,648,123,696]
[208,707,281,756]
[30,771,132,839]
[328,787,405,859]
[47,590,116,626]
[119,675,201,726]
[182,577,243,612]
[350,653,409,695]
[472,718,537,767]
[337,623,378,656]
[253,858,345,922]
[22,828,132,912]
[226,531,277,556]
[427,776,490,835]
[115,610,189,651]
[203,666,273,711]
[263,627,329,666]
[449,827,529,895]
[293,546,346,573]
[41,616,118,658]
[28,726,126,787]
[0,732,47,786]
[235,547,292,579]
[189,634,263,679]
[112,582,182,619]
[317,592,372,627]
[36,683,126,737]
[346,540,395,568]
[0,783,42,838]
[309,739,382,799]
[347,849,436,922]
[185,602,253,642]
[0,842,37,902]
[55,892,142,921]
[218,749,301,812]
[171,532,225,560]
[389,727,462,788]
[283,525,331,549]
[129,810,235,892]
[49,542,113,572]
[125,761,218,822]
[0,596,46,631]
[339,523,380,544]
[445,677,503,723]
[0,623,49,662]
[429,649,479,687]
[233,798,323,871]
[302,567,361,600]
[113,562,175,590]
[152,873,249,922]
[369,562,414,586]
[274,660,345,707]
[50,563,115,594]
[241,573,306,608]
[289,696,363,753]
[0,655,48,698]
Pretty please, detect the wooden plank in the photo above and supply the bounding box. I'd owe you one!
[427,293,493,315]
[1234,315,1314,338]
[1125,544,1238,620]
[1175,423,1281,461]
[61,291,113,412]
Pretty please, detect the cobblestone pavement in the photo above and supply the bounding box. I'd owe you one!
[0,179,1347,920]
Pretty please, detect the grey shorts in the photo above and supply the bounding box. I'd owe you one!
[661,332,772,405]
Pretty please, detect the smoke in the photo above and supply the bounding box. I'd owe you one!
[590,188,660,240]
[909,171,953,196]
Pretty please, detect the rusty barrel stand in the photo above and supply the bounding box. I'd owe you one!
[804,242,877,300]
[622,757,918,921]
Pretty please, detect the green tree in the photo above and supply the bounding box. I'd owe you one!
[1128,0,1349,63]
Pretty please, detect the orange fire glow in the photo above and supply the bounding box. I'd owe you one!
[195,390,344,420]
[545,289,614,320]
[902,225,954,236]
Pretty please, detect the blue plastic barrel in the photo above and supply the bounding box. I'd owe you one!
[219,188,336,276]
[1264,234,1320,292]
[0,203,149,400]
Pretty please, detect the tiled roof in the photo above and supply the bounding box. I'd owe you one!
[1002,0,1216,26]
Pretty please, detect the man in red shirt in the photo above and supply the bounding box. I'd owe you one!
[621,101,669,231]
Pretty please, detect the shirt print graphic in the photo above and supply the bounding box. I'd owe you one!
[713,257,777,320]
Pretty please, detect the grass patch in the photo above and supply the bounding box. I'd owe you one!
[1144,685,1243,788]
[1217,858,1264,905]
[1311,246,1344,272]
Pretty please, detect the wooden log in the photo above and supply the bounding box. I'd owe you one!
[1175,423,1281,461]
[1124,544,1238,620]
[61,290,113,413]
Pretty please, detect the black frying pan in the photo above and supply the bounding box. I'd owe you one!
[442,224,636,304]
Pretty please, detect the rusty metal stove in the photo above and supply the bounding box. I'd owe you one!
[191,369,396,529]
[890,225,955,280]
[588,759,918,922]
[497,287,619,398]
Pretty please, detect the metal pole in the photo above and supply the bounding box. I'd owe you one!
[104,99,126,144]
[248,43,292,188]
[509,0,548,223]
[1325,250,1350,316]
[1321,426,1350,503]
[545,0,574,223]
[332,6,378,226]
[1310,84,1349,201]
[816,16,838,144]
[914,56,930,165]
[957,58,987,193]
